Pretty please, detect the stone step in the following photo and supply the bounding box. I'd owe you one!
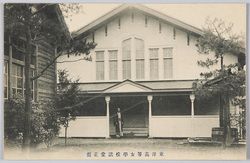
[123,128,148,131]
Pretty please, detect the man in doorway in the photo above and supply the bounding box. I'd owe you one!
[114,108,124,137]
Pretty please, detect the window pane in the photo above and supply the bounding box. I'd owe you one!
[122,39,131,59]
[195,95,220,115]
[149,49,158,58]
[4,87,7,98]
[150,59,158,79]
[96,61,104,80]
[152,96,191,115]
[109,50,117,60]
[109,61,118,80]
[17,89,23,96]
[4,74,7,86]
[123,60,131,79]
[136,60,144,79]
[16,65,23,77]
[163,48,173,58]
[135,38,144,58]
[17,78,23,88]
[11,76,17,88]
[164,59,173,78]
[12,88,16,95]
[96,51,104,61]
[12,64,17,75]
[31,81,34,90]
[4,61,8,73]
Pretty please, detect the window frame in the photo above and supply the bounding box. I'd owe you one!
[163,47,173,79]
[108,50,118,80]
[95,51,105,80]
[122,38,132,79]
[4,61,8,99]
[135,38,145,79]
[149,48,159,79]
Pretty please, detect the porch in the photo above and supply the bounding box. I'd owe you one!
[58,80,220,138]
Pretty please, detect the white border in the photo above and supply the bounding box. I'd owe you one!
[0,0,249,163]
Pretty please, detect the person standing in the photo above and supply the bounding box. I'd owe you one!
[114,108,123,137]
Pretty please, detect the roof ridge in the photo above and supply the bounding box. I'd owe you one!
[72,3,203,38]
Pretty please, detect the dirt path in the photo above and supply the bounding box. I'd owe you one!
[4,138,246,160]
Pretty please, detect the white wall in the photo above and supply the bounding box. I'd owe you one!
[150,115,219,137]
[59,116,107,137]
[57,9,238,83]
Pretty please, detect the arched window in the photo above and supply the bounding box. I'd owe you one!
[135,38,145,79]
[122,38,131,79]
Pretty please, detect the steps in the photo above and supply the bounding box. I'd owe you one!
[122,128,148,137]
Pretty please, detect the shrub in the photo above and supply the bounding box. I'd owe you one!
[4,98,60,148]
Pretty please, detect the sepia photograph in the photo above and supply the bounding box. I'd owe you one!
[2,2,247,160]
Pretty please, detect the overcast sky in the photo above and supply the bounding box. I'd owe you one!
[64,3,246,35]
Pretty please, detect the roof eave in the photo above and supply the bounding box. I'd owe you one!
[72,4,203,39]
[55,4,72,41]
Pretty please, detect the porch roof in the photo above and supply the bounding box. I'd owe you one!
[77,79,196,94]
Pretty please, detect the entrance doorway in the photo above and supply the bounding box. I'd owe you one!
[109,96,148,137]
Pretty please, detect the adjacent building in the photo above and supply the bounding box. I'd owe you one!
[4,5,70,102]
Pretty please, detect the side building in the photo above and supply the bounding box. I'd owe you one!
[4,5,70,102]
[58,4,243,138]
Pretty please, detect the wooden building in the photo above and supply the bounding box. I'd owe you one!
[4,5,70,101]
[58,4,242,138]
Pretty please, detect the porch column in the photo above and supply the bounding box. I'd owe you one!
[190,94,195,137]
[147,95,153,138]
[105,96,111,138]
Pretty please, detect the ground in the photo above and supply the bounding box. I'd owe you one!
[4,138,246,160]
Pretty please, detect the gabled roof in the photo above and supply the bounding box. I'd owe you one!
[72,4,203,38]
[55,5,71,40]
[103,79,152,93]
[76,79,195,94]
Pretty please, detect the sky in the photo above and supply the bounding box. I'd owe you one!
[63,3,246,36]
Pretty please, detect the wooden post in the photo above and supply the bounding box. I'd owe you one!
[190,94,195,137]
[105,96,111,138]
[147,95,153,138]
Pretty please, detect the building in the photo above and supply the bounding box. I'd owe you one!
[4,5,70,102]
[58,4,241,138]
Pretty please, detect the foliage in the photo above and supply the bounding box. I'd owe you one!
[194,18,246,146]
[4,99,60,148]
[194,17,245,98]
[194,67,246,99]
[4,3,96,149]
[196,18,245,60]
[56,69,81,145]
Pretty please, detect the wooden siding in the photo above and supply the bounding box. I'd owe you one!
[37,43,56,101]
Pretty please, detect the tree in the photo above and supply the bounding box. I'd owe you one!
[4,3,96,151]
[194,18,246,147]
[56,69,81,146]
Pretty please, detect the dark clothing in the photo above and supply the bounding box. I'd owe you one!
[113,112,124,134]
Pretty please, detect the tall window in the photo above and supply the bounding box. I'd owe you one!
[109,50,118,80]
[4,61,8,99]
[122,39,131,79]
[135,38,144,79]
[149,48,159,79]
[11,64,23,97]
[163,48,173,78]
[96,51,105,80]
